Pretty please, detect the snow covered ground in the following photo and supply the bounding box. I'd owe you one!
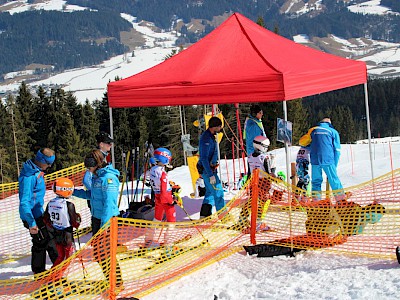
[1,139,399,299]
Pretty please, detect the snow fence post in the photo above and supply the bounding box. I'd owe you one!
[109,217,118,300]
[250,168,259,244]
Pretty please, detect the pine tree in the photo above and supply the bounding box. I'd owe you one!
[287,99,310,144]
[5,94,32,179]
[31,86,51,147]
[0,100,14,182]
[47,89,84,170]
[15,82,36,150]
[79,100,99,151]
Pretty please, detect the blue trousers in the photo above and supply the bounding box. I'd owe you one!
[311,164,344,197]
[202,173,225,212]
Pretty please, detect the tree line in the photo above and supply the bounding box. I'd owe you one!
[0,10,131,78]
[2,2,400,80]
[0,77,399,184]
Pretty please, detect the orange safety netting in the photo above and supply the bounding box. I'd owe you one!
[0,164,398,299]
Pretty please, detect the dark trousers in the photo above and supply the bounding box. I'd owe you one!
[24,217,58,274]
[91,216,123,286]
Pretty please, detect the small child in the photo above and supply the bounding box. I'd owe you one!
[230,136,274,232]
[296,146,310,191]
[145,148,177,247]
[44,178,81,267]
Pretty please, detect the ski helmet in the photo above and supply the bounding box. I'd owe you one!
[154,148,172,165]
[253,135,270,153]
[53,177,74,198]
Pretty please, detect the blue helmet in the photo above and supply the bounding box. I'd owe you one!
[154,148,172,165]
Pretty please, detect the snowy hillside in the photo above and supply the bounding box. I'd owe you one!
[1,1,400,103]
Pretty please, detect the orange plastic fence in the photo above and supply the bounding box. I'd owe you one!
[0,164,398,299]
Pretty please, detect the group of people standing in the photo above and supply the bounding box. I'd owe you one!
[15,102,359,277]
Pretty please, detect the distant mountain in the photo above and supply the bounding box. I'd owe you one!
[0,0,400,84]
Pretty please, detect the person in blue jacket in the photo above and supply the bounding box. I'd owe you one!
[197,116,225,218]
[309,117,344,200]
[82,131,114,196]
[244,104,266,155]
[74,149,120,235]
[73,149,123,289]
[19,148,58,275]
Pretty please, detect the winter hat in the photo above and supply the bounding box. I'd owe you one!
[96,131,114,144]
[35,149,55,165]
[250,104,262,117]
[208,116,222,128]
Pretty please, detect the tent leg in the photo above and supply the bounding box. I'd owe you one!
[109,107,115,167]
[364,83,375,194]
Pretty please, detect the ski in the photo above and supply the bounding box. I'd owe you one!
[119,234,192,262]
[30,279,102,299]
[143,240,207,271]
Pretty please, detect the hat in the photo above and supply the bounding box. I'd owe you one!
[208,116,222,128]
[250,105,262,117]
[96,131,114,144]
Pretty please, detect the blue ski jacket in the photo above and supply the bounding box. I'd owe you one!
[18,159,46,228]
[198,129,219,177]
[244,115,266,154]
[310,122,341,166]
[74,164,120,227]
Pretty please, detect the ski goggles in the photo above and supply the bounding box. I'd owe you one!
[35,150,55,165]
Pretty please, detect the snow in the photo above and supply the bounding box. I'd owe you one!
[293,34,310,43]
[142,139,400,300]
[348,0,399,16]
[1,138,399,299]
[0,0,89,15]
[0,13,178,104]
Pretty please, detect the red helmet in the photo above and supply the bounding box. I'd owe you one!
[53,178,74,198]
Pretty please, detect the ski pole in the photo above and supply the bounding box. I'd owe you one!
[76,232,88,279]
[174,193,209,244]
[118,151,130,208]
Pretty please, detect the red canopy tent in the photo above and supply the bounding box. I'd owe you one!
[107,12,374,185]
[107,12,367,107]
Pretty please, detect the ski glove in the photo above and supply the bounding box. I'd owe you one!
[209,175,216,185]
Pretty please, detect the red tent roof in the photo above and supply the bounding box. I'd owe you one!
[108,13,367,108]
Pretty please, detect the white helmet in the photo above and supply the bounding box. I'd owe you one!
[253,136,270,153]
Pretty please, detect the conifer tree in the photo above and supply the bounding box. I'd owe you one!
[15,82,36,150]
[0,100,14,182]
[79,100,99,151]
[47,89,84,170]
[32,86,51,147]
[5,94,32,179]
[287,99,310,144]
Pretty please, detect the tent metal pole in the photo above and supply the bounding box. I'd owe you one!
[179,105,187,166]
[282,101,291,185]
[364,83,376,190]
[283,100,293,252]
[109,107,115,167]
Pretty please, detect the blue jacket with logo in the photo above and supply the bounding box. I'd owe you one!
[74,164,120,227]
[310,122,341,166]
[18,159,46,228]
[198,129,219,177]
[244,115,266,154]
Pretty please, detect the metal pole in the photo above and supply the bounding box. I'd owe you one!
[283,101,291,185]
[364,83,376,192]
[109,107,115,167]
